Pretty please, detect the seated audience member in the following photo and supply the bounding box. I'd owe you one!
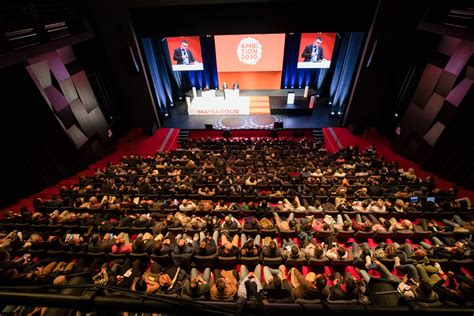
[111,234,132,254]
[238,264,263,299]
[179,199,197,212]
[397,276,440,304]
[273,212,297,232]
[289,268,329,300]
[182,267,212,299]
[281,239,305,260]
[330,272,367,301]
[193,232,218,256]
[171,237,194,269]
[210,269,238,301]
[240,237,262,258]
[263,239,282,258]
[261,265,292,302]
[198,187,216,197]
[218,241,240,258]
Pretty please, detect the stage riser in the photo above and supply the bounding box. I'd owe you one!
[270,108,313,115]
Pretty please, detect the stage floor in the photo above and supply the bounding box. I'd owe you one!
[163,99,340,130]
[167,88,338,130]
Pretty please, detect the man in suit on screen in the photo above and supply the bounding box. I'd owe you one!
[301,37,325,62]
[173,40,196,65]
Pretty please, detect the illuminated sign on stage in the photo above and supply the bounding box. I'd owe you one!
[187,91,250,116]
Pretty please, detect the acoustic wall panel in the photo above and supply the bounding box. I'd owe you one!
[89,107,109,142]
[56,46,76,64]
[56,106,76,129]
[446,78,473,107]
[28,61,52,89]
[467,66,474,80]
[26,65,52,107]
[396,34,473,188]
[71,71,99,113]
[444,40,474,76]
[70,98,95,138]
[423,121,445,146]
[67,125,88,148]
[438,36,461,56]
[421,93,445,130]
[412,64,443,108]
[435,71,457,97]
[44,85,69,112]
[45,52,70,82]
[59,78,79,102]
[26,45,110,151]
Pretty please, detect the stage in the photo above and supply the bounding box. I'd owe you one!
[164,96,339,131]
[186,88,316,116]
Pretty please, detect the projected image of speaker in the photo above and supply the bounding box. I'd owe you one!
[273,122,284,129]
[205,124,214,130]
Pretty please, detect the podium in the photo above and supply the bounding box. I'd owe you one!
[201,90,216,99]
[224,89,239,100]
[287,91,295,105]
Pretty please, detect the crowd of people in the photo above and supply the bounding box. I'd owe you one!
[1,137,473,314]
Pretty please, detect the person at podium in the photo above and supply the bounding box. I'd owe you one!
[223,82,227,90]
[233,82,239,90]
[173,40,197,65]
[301,37,325,62]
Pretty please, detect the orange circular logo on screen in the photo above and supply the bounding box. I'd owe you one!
[237,37,262,65]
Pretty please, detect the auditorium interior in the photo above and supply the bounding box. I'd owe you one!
[0,0,473,315]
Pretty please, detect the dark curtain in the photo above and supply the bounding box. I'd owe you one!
[0,63,86,207]
[329,32,365,113]
[142,38,173,116]
[185,36,219,91]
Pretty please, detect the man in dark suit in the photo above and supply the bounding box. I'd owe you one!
[173,40,196,65]
[301,36,325,62]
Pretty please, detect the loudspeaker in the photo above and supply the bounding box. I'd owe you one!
[142,123,157,136]
[349,123,365,135]
[205,124,214,130]
[274,122,283,129]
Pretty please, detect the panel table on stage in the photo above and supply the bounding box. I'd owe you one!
[172,63,204,71]
[188,89,250,115]
[297,60,331,68]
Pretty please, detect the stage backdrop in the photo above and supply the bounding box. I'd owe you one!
[215,33,285,89]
